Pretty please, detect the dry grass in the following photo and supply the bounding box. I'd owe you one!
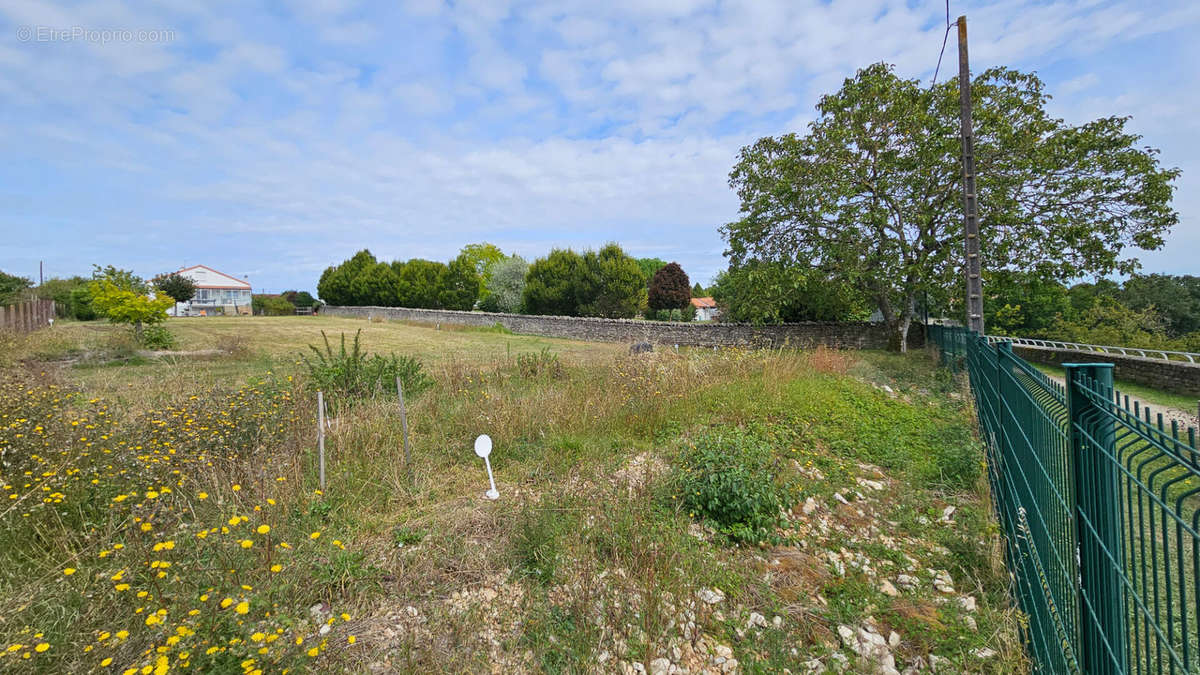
[0,319,1024,673]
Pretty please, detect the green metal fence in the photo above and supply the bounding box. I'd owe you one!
[929,324,1200,674]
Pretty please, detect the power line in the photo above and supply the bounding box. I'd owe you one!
[930,0,953,88]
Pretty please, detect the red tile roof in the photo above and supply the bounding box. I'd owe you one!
[691,297,717,309]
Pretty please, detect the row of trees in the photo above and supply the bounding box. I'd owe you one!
[318,243,703,320]
[985,272,1200,352]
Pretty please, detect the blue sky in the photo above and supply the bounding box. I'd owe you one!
[1,0,1197,294]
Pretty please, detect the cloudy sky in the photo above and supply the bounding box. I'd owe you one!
[1,0,1197,294]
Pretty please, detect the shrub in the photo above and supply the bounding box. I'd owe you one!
[253,295,296,316]
[301,330,433,401]
[670,429,792,543]
[140,324,177,350]
[516,347,563,379]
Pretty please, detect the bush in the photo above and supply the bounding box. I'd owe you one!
[670,429,792,543]
[301,330,433,401]
[516,347,563,379]
[253,295,295,316]
[140,324,177,350]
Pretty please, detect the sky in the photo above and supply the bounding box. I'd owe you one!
[0,0,1197,295]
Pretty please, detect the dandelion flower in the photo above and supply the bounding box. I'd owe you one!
[270,564,282,573]
[309,532,320,540]
[232,484,242,491]
[307,647,319,657]
[101,657,113,666]
[197,492,208,500]
[235,601,250,615]
[256,525,270,535]
[240,539,253,549]
[34,643,49,653]
[348,636,357,644]
[63,567,76,575]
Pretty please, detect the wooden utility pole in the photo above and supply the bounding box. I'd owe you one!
[957,15,984,335]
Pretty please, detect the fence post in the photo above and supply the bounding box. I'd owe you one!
[993,341,1011,515]
[1064,362,1127,674]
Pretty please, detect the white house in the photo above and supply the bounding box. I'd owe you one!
[691,297,720,321]
[171,265,252,316]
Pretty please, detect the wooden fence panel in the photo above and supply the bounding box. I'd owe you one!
[1,298,55,334]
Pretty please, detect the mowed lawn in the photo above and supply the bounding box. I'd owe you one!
[0,317,1024,673]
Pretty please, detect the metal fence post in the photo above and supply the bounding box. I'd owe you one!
[1064,362,1127,674]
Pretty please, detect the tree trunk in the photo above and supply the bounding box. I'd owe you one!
[134,321,143,344]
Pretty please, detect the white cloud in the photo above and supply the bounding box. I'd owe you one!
[2,0,1199,290]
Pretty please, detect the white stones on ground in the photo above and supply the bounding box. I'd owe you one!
[896,574,919,591]
[697,588,725,604]
[747,612,768,629]
[649,657,671,674]
[879,579,899,596]
[802,497,819,515]
[834,492,850,505]
[888,631,900,649]
[857,478,885,491]
[972,647,997,660]
[931,569,955,594]
[839,623,900,675]
[939,506,956,523]
[772,615,784,629]
[958,595,977,612]
[963,615,978,631]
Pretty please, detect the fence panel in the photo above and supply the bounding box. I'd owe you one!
[929,325,1200,674]
[0,298,55,334]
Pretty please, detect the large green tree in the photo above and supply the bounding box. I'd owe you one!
[351,262,402,306]
[1120,274,1200,338]
[0,270,32,305]
[711,262,871,324]
[318,250,377,306]
[723,63,1179,350]
[396,259,447,309]
[458,243,505,301]
[439,253,482,310]
[982,271,1071,338]
[635,258,669,287]
[523,249,585,316]
[578,244,646,319]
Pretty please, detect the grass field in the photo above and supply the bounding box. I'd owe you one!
[0,317,1023,673]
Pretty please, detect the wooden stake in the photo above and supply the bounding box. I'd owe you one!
[396,377,412,485]
[317,390,326,491]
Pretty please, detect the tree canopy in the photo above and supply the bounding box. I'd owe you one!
[523,249,584,316]
[711,262,871,324]
[153,273,196,304]
[723,62,1179,350]
[479,255,529,313]
[648,262,692,311]
[0,270,33,305]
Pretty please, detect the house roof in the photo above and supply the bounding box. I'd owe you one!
[174,265,252,290]
[691,296,717,309]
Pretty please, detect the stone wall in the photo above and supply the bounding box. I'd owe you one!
[1012,345,1200,397]
[321,305,924,351]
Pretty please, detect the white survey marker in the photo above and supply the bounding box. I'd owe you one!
[474,434,500,500]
